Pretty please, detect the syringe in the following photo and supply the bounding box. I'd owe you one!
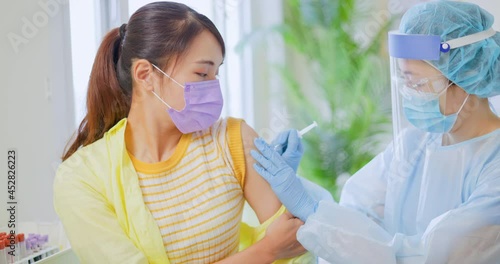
[273,121,318,153]
[298,121,318,138]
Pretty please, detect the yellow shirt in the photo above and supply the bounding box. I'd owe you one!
[130,118,245,263]
[53,118,314,264]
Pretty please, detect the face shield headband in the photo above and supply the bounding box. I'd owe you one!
[388,28,496,61]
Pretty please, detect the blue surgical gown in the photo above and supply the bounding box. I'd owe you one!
[298,128,500,263]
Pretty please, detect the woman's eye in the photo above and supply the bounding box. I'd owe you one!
[196,73,208,77]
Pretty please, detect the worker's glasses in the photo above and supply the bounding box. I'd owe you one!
[396,75,452,101]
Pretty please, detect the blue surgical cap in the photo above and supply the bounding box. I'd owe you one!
[400,1,500,98]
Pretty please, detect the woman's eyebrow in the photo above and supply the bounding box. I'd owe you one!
[195,59,224,66]
[196,60,214,66]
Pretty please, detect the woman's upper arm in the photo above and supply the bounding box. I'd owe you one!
[240,122,282,223]
[53,163,148,264]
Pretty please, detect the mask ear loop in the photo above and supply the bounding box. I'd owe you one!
[456,94,470,114]
[151,90,173,109]
[441,80,469,116]
[430,80,453,102]
[151,64,184,88]
[437,80,453,96]
[150,63,186,112]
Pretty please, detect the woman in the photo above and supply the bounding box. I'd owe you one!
[53,2,311,263]
[252,1,500,263]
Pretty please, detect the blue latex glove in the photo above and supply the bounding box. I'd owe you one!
[251,138,317,222]
[271,130,304,172]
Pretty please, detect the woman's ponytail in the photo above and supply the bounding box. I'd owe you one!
[62,2,226,161]
[62,27,130,161]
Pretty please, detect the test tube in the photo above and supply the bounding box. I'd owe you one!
[32,238,42,262]
[41,235,49,258]
[25,240,32,264]
[3,239,11,264]
[5,235,20,264]
[17,234,26,259]
[0,239,7,264]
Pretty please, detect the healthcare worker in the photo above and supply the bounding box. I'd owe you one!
[251,1,500,263]
[53,2,313,263]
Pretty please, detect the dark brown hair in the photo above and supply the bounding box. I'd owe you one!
[62,1,225,161]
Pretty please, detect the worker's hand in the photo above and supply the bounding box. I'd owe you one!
[262,211,307,260]
[251,138,317,222]
[271,130,303,172]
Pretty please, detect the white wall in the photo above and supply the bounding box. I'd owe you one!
[68,0,99,128]
[247,0,288,139]
[0,0,74,227]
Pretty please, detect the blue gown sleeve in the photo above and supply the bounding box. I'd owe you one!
[296,152,500,263]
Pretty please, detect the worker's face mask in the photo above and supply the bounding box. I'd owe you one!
[150,64,223,134]
[402,84,470,133]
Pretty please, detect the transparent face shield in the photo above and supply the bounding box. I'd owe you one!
[389,32,450,159]
[388,29,496,153]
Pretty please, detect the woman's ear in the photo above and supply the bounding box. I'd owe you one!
[132,59,155,92]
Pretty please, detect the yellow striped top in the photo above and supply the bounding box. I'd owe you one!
[129,118,246,264]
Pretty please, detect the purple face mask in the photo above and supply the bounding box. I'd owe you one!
[151,64,223,134]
